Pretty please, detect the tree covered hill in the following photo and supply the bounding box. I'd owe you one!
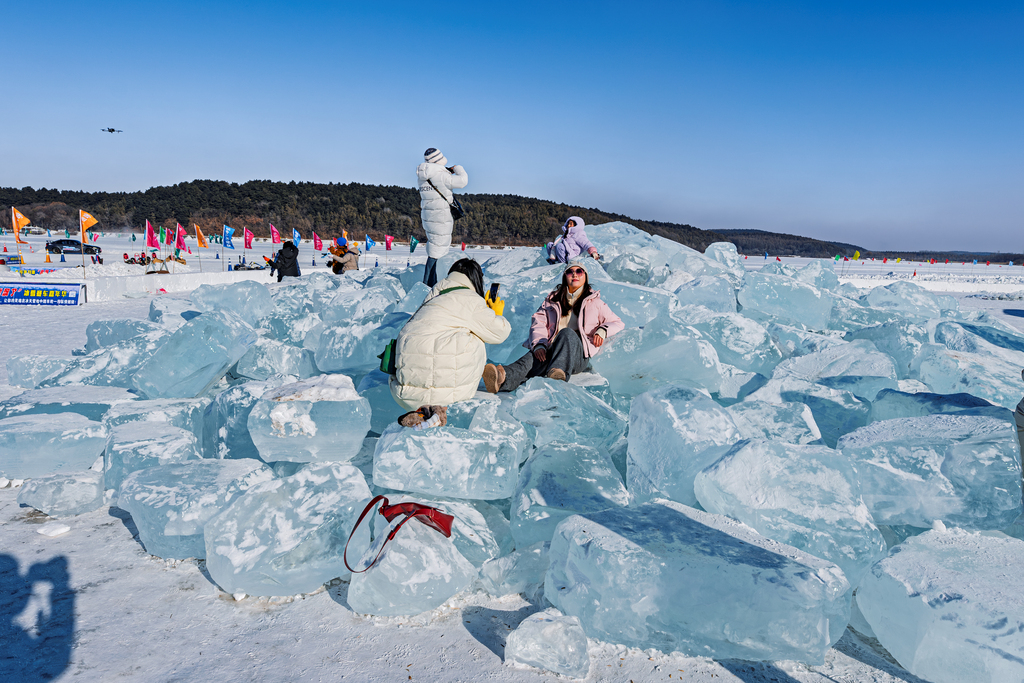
[2,180,1018,262]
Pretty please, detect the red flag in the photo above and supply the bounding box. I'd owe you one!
[175,224,187,250]
[913,270,917,276]
[164,224,174,245]
[145,220,160,249]
[775,256,781,262]
[945,259,949,264]
[244,228,254,250]
[843,257,849,261]
[270,224,282,244]
[461,242,466,251]
[313,232,322,250]
[385,235,394,251]
[883,257,888,263]
[986,261,990,266]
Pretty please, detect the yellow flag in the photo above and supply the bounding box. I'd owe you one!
[896,257,902,263]
[12,207,30,243]
[195,224,209,249]
[853,250,860,260]
[80,210,98,242]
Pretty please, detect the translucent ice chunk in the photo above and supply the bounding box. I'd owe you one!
[911,342,1024,410]
[148,297,200,327]
[102,397,209,448]
[373,401,528,500]
[204,462,372,596]
[17,471,105,516]
[703,242,745,281]
[105,422,202,493]
[771,339,898,401]
[320,285,402,325]
[118,460,274,559]
[314,312,410,373]
[545,500,851,663]
[869,388,1005,423]
[695,439,887,584]
[857,529,1024,683]
[207,376,297,460]
[838,414,1022,529]
[714,363,768,403]
[482,247,549,279]
[480,542,550,598]
[247,374,370,463]
[793,259,839,291]
[511,443,631,548]
[605,252,652,285]
[392,281,431,314]
[746,377,870,448]
[726,400,822,445]
[674,275,737,313]
[627,385,741,506]
[132,311,258,399]
[356,369,404,434]
[766,323,846,359]
[233,338,318,381]
[6,356,70,389]
[346,515,477,616]
[827,294,905,333]
[589,280,673,329]
[85,318,164,352]
[864,281,942,320]
[191,280,274,325]
[0,414,107,479]
[256,311,322,347]
[845,320,929,379]
[510,377,626,454]
[505,608,590,679]
[0,384,137,421]
[738,272,833,330]
[42,329,170,388]
[673,305,781,375]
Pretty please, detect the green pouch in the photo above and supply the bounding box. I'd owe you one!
[378,339,397,375]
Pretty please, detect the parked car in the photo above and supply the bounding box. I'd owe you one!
[45,239,102,255]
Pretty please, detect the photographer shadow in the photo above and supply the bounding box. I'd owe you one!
[0,554,76,682]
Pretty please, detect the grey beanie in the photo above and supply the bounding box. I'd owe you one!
[424,148,448,166]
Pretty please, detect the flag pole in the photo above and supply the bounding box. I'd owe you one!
[80,212,86,272]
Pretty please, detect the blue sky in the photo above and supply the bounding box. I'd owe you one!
[2,1,1021,251]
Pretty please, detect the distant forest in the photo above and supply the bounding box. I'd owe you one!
[1,181,1019,263]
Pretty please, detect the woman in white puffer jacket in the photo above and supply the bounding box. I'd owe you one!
[417,147,468,287]
[390,258,510,411]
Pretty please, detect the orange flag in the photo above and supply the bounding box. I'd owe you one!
[194,224,209,249]
[80,210,98,242]
[12,207,30,243]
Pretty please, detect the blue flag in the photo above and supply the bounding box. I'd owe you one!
[224,225,235,250]
[972,259,977,265]
[292,228,301,244]
[365,235,376,250]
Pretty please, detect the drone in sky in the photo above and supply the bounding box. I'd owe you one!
[102,128,123,133]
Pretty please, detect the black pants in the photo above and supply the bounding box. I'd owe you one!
[424,257,439,288]
[499,330,591,392]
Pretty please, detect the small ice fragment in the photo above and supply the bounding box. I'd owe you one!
[37,522,71,537]
[505,608,590,679]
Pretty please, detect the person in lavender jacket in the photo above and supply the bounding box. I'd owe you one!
[546,216,603,264]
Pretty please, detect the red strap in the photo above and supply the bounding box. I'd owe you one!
[343,496,454,574]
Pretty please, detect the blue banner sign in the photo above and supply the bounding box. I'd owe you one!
[0,283,82,306]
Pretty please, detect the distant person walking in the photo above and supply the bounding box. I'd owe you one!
[271,241,300,282]
[546,216,602,264]
[417,148,468,287]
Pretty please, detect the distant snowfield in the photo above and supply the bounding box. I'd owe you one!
[2,239,1022,682]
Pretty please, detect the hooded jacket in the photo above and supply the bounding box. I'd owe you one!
[550,216,597,263]
[416,162,468,259]
[275,241,300,279]
[328,245,359,273]
[526,288,624,358]
[390,270,511,410]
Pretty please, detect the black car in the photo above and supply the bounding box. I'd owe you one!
[45,239,102,255]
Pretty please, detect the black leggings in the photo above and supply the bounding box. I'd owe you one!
[499,330,591,391]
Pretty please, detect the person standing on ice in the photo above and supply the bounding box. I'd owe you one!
[483,259,623,393]
[417,147,468,288]
[271,240,300,282]
[327,237,359,274]
[390,258,510,421]
[546,216,602,264]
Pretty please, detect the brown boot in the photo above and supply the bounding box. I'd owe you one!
[483,364,505,393]
[546,368,567,382]
[427,405,447,427]
[397,409,426,428]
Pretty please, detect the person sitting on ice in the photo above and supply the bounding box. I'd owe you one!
[483,259,623,393]
[327,238,359,274]
[390,258,510,426]
[270,241,300,282]
[546,216,602,264]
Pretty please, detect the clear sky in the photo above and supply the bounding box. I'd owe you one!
[2,1,1021,251]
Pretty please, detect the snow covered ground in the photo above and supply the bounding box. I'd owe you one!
[2,241,1022,682]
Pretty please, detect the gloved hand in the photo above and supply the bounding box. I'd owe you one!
[485,293,505,317]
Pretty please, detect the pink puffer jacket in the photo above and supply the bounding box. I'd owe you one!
[525,289,625,358]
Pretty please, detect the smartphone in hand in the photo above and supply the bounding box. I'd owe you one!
[488,282,500,300]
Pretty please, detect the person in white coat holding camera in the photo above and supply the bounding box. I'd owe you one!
[417,147,468,287]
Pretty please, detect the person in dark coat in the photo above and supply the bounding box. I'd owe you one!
[272,241,301,282]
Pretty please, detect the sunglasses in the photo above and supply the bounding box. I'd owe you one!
[565,268,586,277]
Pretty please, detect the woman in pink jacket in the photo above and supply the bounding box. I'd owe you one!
[483,260,624,393]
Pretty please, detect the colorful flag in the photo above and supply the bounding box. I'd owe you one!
[159,224,167,245]
[365,235,376,250]
[131,232,137,242]
[461,242,466,251]
[775,256,781,261]
[313,232,322,250]
[883,257,887,263]
[80,209,98,243]
[223,225,235,249]
[146,220,160,249]
[853,250,860,260]
[195,224,209,249]
[292,228,301,244]
[65,228,70,238]
[410,236,419,253]
[175,224,187,250]
[12,207,30,244]
[165,223,174,245]
[385,235,394,251]
[244,228,254,250]
[270,224,282,244]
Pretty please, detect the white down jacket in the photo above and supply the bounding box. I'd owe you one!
[417,161,468,259]
[390,271,510,411]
